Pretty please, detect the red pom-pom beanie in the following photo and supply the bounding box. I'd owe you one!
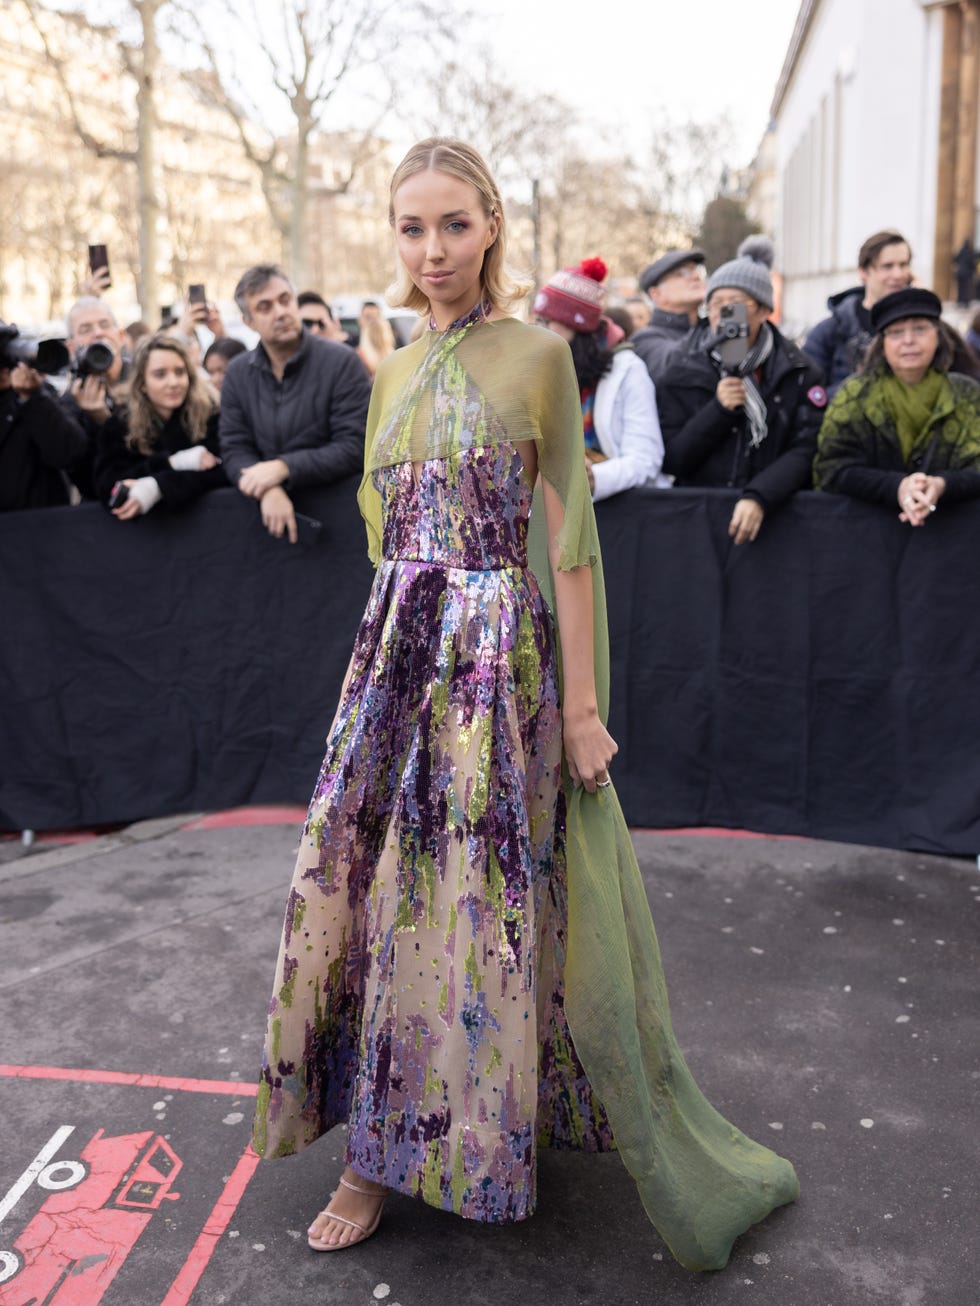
[533,257,608,333]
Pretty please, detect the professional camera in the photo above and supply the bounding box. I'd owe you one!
[0,322,71,375]
[74,340,116,379]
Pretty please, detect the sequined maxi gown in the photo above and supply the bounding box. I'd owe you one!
[256,314,800,1269]
[255,317,612,1223]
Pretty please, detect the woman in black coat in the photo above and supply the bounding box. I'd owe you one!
[94,334,226,519]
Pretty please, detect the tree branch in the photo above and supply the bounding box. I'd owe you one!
[20,0,135,162]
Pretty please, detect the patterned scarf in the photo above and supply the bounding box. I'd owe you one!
[880,370,945,463]
[710,322,774,448]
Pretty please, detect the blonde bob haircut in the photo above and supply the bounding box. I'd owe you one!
[124,333,215,455]
[386,137,531,316]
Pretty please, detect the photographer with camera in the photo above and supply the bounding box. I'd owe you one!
[61,297,131,497]
[657,237,826,544]
[0,324,88,512]
[93,334,226,519]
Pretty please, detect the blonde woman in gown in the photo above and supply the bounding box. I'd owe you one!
[254,138,799,1271]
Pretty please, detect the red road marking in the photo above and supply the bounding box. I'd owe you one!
[158,1144,261,1306]
[181,806,306,830]
[633,826,806,840]
[0,1066,258,1097]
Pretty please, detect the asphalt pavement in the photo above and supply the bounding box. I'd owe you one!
[0,810,976,1306]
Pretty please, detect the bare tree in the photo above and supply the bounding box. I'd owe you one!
[426,50,572,190]
[638,113,736,242]
[695,197,761,272]
[19,0,164,319]
[173,0,456,287]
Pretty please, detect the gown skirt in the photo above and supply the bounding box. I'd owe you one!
[255,442,614,1224]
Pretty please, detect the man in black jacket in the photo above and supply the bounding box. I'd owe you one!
[631,248,706,385]
[0,361,88,512]
[220,264,372,543]
[802,230,912,395]
[658,237,827,545]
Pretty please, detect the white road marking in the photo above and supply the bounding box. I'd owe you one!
[0,1125,76,1225]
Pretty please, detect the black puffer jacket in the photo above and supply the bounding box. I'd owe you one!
[802,287,872,395]
[657,324,826,511]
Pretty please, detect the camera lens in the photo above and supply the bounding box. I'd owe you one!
[76,341,115,376]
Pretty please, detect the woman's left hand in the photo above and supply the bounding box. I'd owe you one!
[564,705,618,793]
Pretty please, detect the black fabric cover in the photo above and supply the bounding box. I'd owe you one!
[2,483,978,854]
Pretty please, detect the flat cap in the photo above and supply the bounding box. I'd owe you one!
[870,287,942,334]
[639,249,705,292]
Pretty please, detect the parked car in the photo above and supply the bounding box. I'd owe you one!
[330,294,419,348]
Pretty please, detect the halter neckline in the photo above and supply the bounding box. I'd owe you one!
[429,298,492,333]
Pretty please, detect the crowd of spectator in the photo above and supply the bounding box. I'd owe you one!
[2,230,979,541]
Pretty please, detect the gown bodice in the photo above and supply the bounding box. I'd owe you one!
[377,443,533,571]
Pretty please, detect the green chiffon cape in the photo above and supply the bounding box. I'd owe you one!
[358,314,799,1271]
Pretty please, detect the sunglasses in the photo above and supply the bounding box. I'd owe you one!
[302,317,329,330]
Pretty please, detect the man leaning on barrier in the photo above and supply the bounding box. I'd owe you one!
[219,264,372,543]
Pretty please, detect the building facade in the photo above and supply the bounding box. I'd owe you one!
[769,0,980,333]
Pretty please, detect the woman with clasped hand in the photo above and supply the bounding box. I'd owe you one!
[252,138,799,1274]
[94,334,226,519]
[813,287,980,522]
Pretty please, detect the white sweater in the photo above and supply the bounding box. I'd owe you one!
[590,347,671,502]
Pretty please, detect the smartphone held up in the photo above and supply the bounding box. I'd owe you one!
[88,243,111,290]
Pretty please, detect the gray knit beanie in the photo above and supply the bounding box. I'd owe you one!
[705,236,775,309]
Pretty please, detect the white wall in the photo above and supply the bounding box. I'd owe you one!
[774,0,943,334]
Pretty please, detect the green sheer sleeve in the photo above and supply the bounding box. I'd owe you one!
[522,323,799,1271]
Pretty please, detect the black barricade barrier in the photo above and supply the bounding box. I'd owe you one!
[2,484,978,853]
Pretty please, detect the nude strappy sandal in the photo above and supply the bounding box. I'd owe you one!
[307,1174,386,1252]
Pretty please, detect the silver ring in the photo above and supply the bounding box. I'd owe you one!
[596,778,612,788]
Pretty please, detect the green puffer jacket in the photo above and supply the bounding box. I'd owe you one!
[813,368,980,504]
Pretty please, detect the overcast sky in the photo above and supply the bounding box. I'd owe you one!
[462,0,800,165]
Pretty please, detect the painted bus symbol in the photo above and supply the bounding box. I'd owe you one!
[0,1125,182,1305]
